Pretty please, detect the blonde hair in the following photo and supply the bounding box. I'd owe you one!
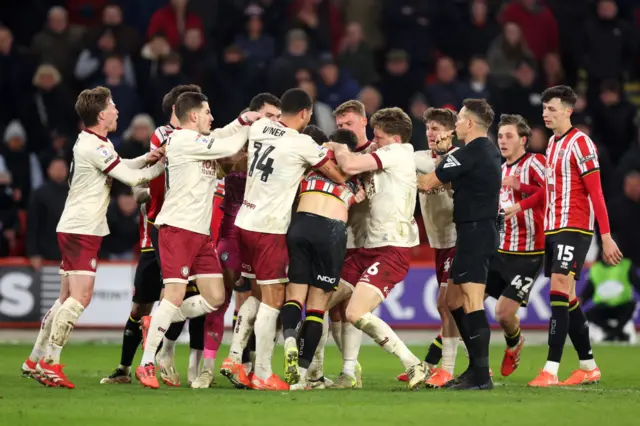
[33,64,62,87]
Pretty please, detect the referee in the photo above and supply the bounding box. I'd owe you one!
[418,99,501,390]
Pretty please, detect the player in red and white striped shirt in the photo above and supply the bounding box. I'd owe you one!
[486,114,546,378]
[529,86,622,387]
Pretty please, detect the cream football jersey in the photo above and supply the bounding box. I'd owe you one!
[365,143,420,248]
[415,149,457,249]
[235,118,330,234]
[155,122,250,235]
[57,130,123,236]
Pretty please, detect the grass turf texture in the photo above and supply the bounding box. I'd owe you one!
[2,344,640,426]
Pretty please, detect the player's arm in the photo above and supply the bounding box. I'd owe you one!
[88,145,165,187]
[419,148,473,191]
[573,137,622,265]
[121,146,164,169]
[211,117,247,139]
[185,116,258,161]
[302,138,347,184]
[328,142,377,175]
[415,151,437,174]
[505,155,546,218]
[132,185,151,204]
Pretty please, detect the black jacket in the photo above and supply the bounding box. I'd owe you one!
[26,180,68,260]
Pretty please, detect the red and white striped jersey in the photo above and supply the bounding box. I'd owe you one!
[139,202,153,252]
[147,124,174,222]
[299,171,359,208]
[499,152,545,253]
[214,179,225,200]
[544,127,599,235]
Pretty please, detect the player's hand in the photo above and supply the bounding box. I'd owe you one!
[146,147,165,165]
[502,175,521,191]
[324,141,346,153]
[601,233,623,266]
[504,203,522,220]
[434,130,454,154]
[240,111,263,123]
[29,256,43,270]
[354,185,366,203]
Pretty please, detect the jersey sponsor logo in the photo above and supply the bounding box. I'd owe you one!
[242,199,256,209]
[316,275,336,284]
[423,185,447,195]
[201,159,216,177]
[442,155,461,169]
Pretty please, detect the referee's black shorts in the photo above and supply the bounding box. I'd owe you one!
[451,219,499,285]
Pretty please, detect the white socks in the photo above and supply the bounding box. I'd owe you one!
[254,303,280,380]
[229,296,260,362]
[441,337,458,374]
[179,295,215,320]
[158,336,177,360]
[341,322,362,377]
[330,321,343,353]
[543,361,560,376]
[30,299,62,362]
[46,297,85,365]
[141,300,180,365]
[355,312,420,369]
[188,348,203,383]
[580,359,597,371]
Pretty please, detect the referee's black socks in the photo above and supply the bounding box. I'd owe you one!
[464,310,491,383]
[281,300,303,340]
[451,307,472,360]
[547,291,570,363]
[568,298,594,362]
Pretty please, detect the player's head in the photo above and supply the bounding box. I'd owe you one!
[541,85,576,132]
[369,107,412,147]
[280,88,314,131]
[249,93,282,121]
[423,107,457,150]
[497,114,531,161]
[302,125,329,145]
[174,92,212,135]
[329,128,358,152]
[333,100,367,142]
[75,86,118,132]
[456,98,494,142]
[162,84,202,121]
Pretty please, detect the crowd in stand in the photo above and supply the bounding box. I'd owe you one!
[0,0,638,268]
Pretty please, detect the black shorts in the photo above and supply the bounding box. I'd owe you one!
[544,231,592,280]
[132,251,162,304]
[451,220,499,285]
[486,253,544,305]
[287,212,347,292]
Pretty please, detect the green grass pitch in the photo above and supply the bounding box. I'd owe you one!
[2,343,640,426]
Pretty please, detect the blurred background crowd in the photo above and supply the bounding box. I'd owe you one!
[0,0,638,270]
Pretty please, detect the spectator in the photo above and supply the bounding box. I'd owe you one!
[500,59,544,126]
[234,9,276,71]
[30,6,84,81]
[180,27,215,88]
[426,56,467,110]
[499,0,559,61]
[288,0,343,56]
[528,125,549,153]
[408,93,429,151]
[1,120,44,209]
[0,154,17,256]
[74,28,136,88]
[119,114,155,160]
[574,121,613,200]
[299,79,336,136]
[146,0,204,49]
[335,0,384,50]
[25,157,68,268]
[486,21,535,89]
[582,0,636,99]
[209,45,255,127]
[358,85,382,140]
[102,194,140,260]
[377,49,422,112]
[99,55,141,143]
[609,171,640,264]
[38,130,73,172]
[336,22,376,87]
[592,79,637,166]
[137,32,172,100]
[147,52,188,126]
[268,29,317,96]
[316,57,361,110]
[20,64,77,153]
[540,52,566,88]
[85,3,140,57]
[464,56,494,100]
[0,25,33,126]
[464,0,501,65]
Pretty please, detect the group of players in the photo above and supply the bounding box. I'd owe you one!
[19,80,622,391]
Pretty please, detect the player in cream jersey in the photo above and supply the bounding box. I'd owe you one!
[23,87,165,389]
[136,92,263,389]
[399,107,462,387]
[326,108,426,390]
[225,89,345,391]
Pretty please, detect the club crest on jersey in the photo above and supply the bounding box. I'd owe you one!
[557,149,565,158]
[181,266,189,277]
[514,167,521,176]
[220,252,229,262]
[90,258,97,269]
